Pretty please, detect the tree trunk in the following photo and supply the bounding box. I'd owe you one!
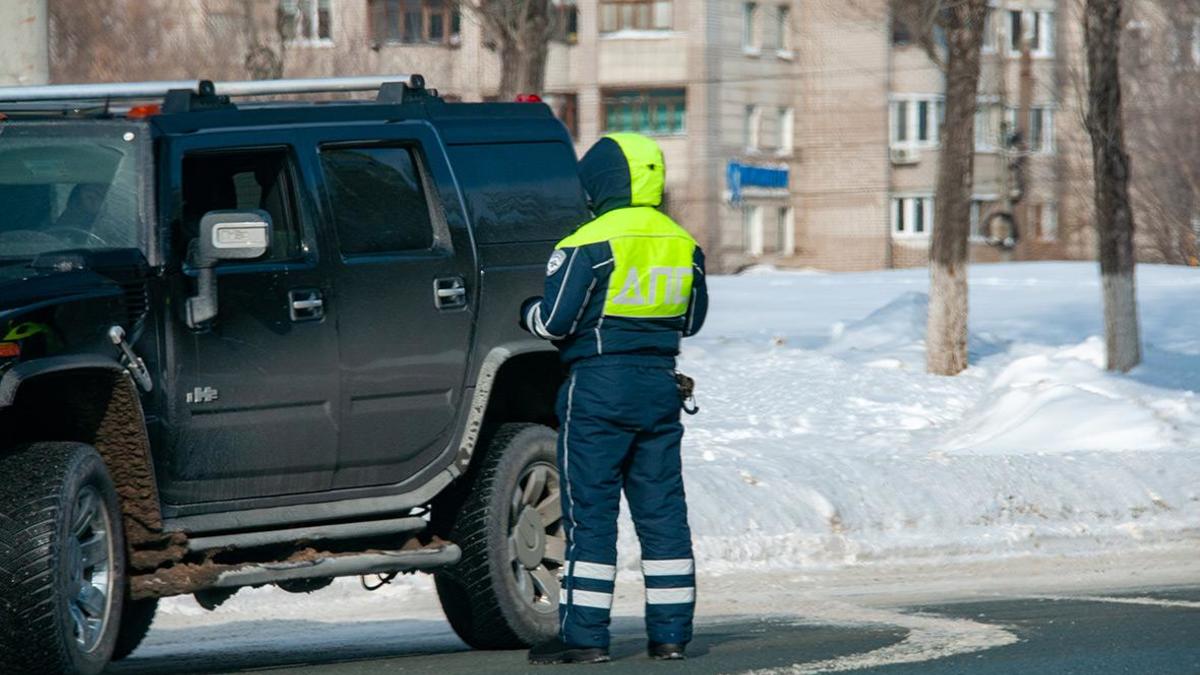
[1085,0,1141,372]
[926,0,987,376]
[498,37,548,101]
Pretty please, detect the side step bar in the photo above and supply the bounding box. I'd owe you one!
[186,516,428,552]
[211,543,461,590]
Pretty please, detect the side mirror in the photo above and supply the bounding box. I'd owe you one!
[185,210,272,328]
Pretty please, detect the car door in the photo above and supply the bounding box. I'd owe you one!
[160,132,340,505]
[312,123,475,489]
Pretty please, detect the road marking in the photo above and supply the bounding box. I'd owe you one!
[1032,594,1200,609]
[745,603,1018,675]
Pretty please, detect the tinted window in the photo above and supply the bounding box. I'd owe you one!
[447,141,589,244]
[0,123,140,259]
[179,149,302,263]
[320,146,434,255]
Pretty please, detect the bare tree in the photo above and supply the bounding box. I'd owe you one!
[893,0,989,376]
[468,0,561,100]
[1085,0,1141,371]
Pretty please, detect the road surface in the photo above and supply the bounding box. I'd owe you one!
[108,549,1200,674]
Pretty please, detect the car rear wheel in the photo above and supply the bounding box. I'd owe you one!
[434,423,564,649]
[0,442,127,675]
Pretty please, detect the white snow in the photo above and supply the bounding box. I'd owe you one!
[660,262,1200,571]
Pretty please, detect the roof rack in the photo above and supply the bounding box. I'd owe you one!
[0,74,427,104]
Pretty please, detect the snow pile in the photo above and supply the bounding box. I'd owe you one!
[643,262,1200,571]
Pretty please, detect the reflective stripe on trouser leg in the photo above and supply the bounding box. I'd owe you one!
[623,373,695,646]
[555,368,636,649]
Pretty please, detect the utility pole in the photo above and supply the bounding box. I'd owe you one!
[0,0,49,86]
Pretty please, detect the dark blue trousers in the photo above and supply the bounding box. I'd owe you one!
[555,355,695,649]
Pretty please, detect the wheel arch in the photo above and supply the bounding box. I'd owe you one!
[0,358,167,556]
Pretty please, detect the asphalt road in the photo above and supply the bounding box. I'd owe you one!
[108,585,1200,675]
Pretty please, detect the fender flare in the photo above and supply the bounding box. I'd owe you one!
[0,355,125,409]
[449,341,560,477]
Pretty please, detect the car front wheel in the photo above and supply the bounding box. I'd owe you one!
[434,423,565,649]
[0,442,127,675]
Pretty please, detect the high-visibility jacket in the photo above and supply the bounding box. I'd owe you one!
[522,133,708,364]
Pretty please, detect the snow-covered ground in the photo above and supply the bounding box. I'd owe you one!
[674,262,1200,570]
[151,262,1200,631]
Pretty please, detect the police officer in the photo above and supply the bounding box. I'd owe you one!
[519,132,708,664]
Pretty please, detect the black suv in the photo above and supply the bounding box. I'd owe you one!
[0,75,584,674]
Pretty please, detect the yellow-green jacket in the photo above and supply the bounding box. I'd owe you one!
[521,133,708,364]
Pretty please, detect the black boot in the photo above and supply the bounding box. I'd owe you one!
[647,641,687,660]
[528,638,611,665]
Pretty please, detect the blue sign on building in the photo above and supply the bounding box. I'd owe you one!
[727,161,789,204]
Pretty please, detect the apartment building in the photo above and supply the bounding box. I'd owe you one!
[48,0,1149,272]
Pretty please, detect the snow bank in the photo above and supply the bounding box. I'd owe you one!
[649,262,1200,571]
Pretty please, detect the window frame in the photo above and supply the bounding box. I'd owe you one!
[743,2,760,53]
[745,104,763,151]
[369,0,462,47]
[1005,8,1054,58]
[743,204,764,255]
[777,106,795,156]
[601,88,687,136]
[282,0,335,46]
[891,194,934,238]
[777,205,795,255]
[174,144,315,274]
[776,4,793,56]
[599,0,673,34]
[890,94,944,150]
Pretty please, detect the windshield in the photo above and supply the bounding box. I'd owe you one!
[0,121,144,260]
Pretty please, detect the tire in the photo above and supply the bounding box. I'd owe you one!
[435,423,565,649]
[111,596,157,661]
[0,442,127,675]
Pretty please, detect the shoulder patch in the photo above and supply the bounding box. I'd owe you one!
[546,249,568,276]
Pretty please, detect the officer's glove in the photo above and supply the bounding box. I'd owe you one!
[519,297,542,333]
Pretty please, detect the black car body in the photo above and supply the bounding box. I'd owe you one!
[0,76,582,673]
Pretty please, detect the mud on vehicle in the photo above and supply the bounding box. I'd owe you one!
[0,75,585,674]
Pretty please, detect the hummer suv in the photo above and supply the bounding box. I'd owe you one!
[0,75,581,674]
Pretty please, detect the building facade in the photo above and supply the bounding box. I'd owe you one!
[47,0,1190,272]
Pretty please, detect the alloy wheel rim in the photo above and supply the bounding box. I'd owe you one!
[508,462,564,614]
[67,485,114,653]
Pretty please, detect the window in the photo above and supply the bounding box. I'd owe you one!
[776,206,794,254]
[743,205,764,255]
[982,7,996,53]
[603,89,686,135]
[1028,107,1053,154]
[890,95,943,148]
[999,106,1054,154]
[448,142,589,244]
[179,149,303,263]
[778,106,794,155]
[544,93,579,139]
[975,103,1006,152]
[369,0,461,46]
[969,197,998,239]
[891,196,933,237]
[1006,9,1053,56]
[599,0,672,33]
[891,15,913,46]
[743,2,759,51]
[745,105,763,151]
[1031,203,1057,241]
[281,0,333,44]
[554,0,579,43]
[321,147,434,254]
[777,5,792,53]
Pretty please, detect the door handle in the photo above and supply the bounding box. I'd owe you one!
[289,288,325,321]
[434,277,467,310]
